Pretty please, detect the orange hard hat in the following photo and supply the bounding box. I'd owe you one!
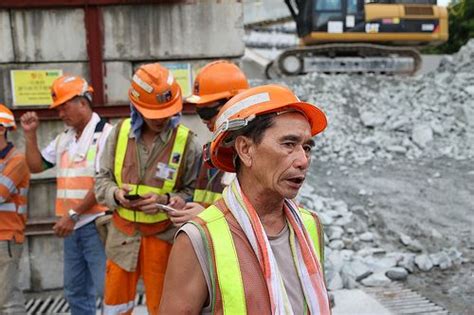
[206,84,327,172]
[50,75,93,109]
[129,63,182,119]
[186,60,249,106]
[0,104,16,130]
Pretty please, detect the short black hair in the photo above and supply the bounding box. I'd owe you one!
[71,94,93,108]
[233,112,276,173]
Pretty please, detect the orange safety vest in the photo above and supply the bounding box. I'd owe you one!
[0,147,29,243]
[55,119,108,216]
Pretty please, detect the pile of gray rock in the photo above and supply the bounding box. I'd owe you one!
[298,184,466,290]
[266,39,474,165]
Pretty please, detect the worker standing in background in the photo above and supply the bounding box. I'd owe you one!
[94,63,201,315]
[160,84,330,314]
[170,60,250,226]
[0,104,30,314]
[20,75,112,315]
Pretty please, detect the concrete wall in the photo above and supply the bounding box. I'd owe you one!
[0,2,244,106]
[11,9,88,62]
[103,4,244,60]
[1,1,244,291]
[243,0,290,25]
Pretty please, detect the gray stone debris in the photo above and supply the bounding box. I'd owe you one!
[412,124,433,148]
[254,39,474,164]
[359,232,374,242]
[397,253,417,273]
[430,251,453,270]
[399,233,424,253]
[297,189,464,289]
[361,272,392,287]
[329,240,345,250]
[289,40,472,290]
[415,254,434,271]
[386,267,409,281]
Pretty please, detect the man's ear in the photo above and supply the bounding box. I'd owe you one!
[234,135,253,168]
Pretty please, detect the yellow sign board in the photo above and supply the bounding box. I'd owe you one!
[10,70,63,106]
[163,63,193,97]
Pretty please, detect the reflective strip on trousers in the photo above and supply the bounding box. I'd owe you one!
[114,118,190,223]
[193,189,222,205]
[103,300,135,315]
[19,188,28,197]
[299,208,321,263]
[57,189,89,199]
[197,205,247,314]
[0,175,18,194]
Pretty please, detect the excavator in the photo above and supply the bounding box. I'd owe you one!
[267,0,448,77]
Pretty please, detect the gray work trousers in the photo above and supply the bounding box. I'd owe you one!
[0,240,26,314]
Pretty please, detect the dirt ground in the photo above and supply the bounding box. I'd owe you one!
[308,157,474,315]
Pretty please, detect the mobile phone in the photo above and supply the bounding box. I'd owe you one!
[157,204,176,212]
[124,194,141,201]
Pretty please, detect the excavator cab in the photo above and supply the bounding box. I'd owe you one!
[272,0,448,76]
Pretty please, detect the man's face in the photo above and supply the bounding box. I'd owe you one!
[56,99,84,127]
[143,117,170,133]
[248,112,314,200]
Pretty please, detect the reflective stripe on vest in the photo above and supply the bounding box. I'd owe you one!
[299,207,322,262]
[197,206,323,314]
[193,189,222,206]
[197,205,247,315]
[0,202,25,214]
[114,118,190,223]
[0,174,18,194]
[0,202,17,212]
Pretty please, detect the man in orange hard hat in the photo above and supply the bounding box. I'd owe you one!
[0,104,30,314]
[21,75,113,314]
[94,63,201,314]
[168,60,249,226]
[160,84,330,314]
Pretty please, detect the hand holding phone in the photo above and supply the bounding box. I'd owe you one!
[156,204,176,212]
[124,194,141,201]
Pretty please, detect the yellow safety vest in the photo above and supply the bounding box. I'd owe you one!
[114,118,189,223]
[194,205,323,314]
[193,189,222,206]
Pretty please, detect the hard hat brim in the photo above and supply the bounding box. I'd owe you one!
[185,91,232,105]
[130,94,183,120]
[49,92,77,109]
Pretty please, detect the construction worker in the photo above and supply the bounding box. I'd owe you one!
[20,75,112,315]
[171,60,249,226]
[94,63,201,314]
[160,84,330,314]
[0,105,30,314]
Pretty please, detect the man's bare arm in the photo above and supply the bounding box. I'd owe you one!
[20,112,46,173]
[159,232,208,314]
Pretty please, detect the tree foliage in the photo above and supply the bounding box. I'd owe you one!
[424,0,474,53]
